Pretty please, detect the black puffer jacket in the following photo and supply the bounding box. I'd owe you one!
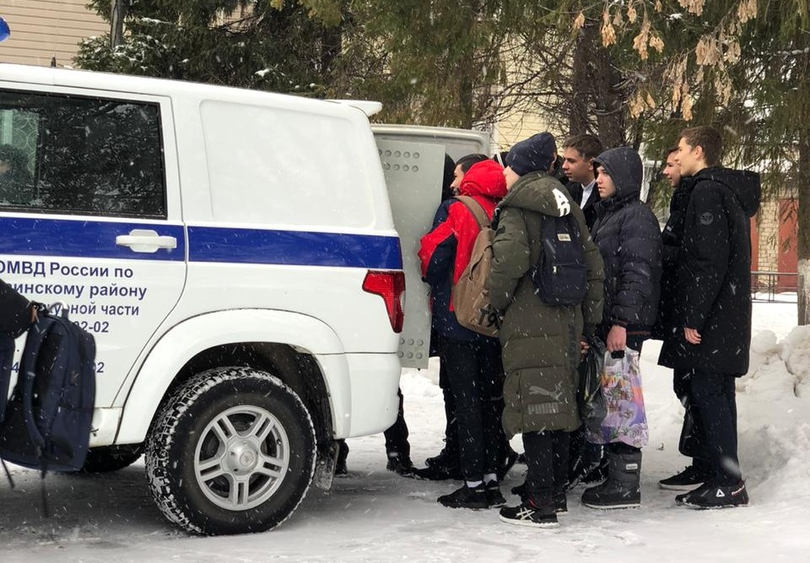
[652,177,693,340]
[658,167,761,376]
[591,148,662,340]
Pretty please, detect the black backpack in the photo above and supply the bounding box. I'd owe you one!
[531,213,588,306]
[0,308,96,474]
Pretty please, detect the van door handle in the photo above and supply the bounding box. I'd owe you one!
[116,229,177,253]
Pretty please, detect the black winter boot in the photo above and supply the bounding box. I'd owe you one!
[581,450,642,509]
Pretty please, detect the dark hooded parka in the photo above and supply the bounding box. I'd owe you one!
[591,147,662,343]
[489,173,604,437]
[657,167,761,376]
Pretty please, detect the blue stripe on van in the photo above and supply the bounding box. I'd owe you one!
[0,217,402,270]
[0,216,185,261]
[187,226,403,269]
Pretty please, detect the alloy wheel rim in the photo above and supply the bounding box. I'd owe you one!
[194,405,290,511]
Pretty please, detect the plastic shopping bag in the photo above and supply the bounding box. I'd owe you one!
[586,347,648,448]
[577,335,607,435]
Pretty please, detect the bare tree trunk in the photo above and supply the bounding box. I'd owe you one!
[110,0,126,48]
[568,27,591,136]
[457,0,484,129]
[320,21,343,80]
[567,23,627,147]
[797,126,810,324]
[591,44,626,148]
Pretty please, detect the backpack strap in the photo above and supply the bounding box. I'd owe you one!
[454,195,491,229]
[18,317,54,456]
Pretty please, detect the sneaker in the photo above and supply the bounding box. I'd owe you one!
[486,482,506,507]
[511,483,567,514]
[414,464,458,480]
[420,449,462,480]
[438,483,489,509]
[659,465,709,491]
[425,447,457,468]
[386,453,416,477]
[553,490,568,514]
[567,443,605,489]
[568,454,606,489]
[499,501,559,528]
[676,480,749,509]
[582,461,608,484]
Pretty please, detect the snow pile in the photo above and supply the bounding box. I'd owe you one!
[738,326,810,506]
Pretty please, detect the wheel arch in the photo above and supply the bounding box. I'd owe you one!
[114,310,349,450]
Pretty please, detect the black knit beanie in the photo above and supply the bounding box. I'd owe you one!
[506,132,557,176]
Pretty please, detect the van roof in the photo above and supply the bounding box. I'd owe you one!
[0,63,369,118]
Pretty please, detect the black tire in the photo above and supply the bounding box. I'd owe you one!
[145,367,316,535]
[80,445,142,473]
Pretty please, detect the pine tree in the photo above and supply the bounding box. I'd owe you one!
[76,0,338,95]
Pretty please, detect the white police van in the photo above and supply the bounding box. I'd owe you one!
[0,64,456,535]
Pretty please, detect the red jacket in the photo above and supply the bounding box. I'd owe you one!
[417,160,506,338]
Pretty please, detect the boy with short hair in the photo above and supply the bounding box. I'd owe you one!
[657,125,761,508]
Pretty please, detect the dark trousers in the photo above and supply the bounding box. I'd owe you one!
[443,337,503,482]
[523,430,569,497]
[384,387,410,459]
[437,350,459,459]
[680,368,740,484]
[674,369,704,461]
[673,369,712,476]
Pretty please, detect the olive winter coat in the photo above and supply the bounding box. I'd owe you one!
[489,172,604,437]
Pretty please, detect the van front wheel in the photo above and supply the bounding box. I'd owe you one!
[145,367,316,535]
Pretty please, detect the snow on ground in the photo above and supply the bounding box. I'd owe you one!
[1,302,809,562]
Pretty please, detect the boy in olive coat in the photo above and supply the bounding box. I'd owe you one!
[489,133,604,527]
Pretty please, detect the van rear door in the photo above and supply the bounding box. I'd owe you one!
[375,140,444,369]
[374,126,494,369]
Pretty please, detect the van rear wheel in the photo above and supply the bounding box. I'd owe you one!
[145,367,316,535]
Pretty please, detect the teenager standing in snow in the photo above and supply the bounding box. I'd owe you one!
[418,160,508,509]
[488,133,604,527]
[580,147,662,509]
[658,126,760,508]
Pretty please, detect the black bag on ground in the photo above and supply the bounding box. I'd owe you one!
[531,214,588,306]
[0,308,96,472]
[577,335,606,435]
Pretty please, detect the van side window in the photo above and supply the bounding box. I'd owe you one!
[0,90,166,218]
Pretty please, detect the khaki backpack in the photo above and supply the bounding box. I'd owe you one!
[451,196,500,337]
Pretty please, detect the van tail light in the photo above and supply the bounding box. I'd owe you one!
[362,270,405,333]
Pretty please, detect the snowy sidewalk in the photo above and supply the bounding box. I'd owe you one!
[0,302,807,562]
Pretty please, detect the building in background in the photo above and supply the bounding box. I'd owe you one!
[0,2,797,294]
[0,0,106,67]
